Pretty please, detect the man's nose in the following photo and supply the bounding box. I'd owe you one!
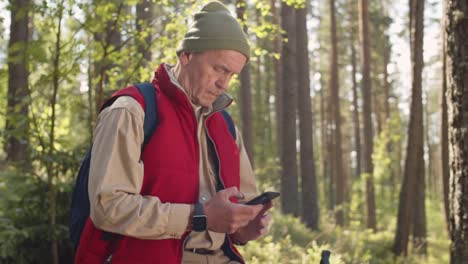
[215,77,229,90]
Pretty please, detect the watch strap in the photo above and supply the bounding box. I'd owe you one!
[192,202,207,231]
[194,202,204,216]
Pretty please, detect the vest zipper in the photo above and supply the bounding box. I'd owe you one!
[204,118,243,263]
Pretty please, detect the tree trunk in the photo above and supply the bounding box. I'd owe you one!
[440,0,450,237]
[271,0,282,154]
[280,2,299,216]
[265,55,274,160]
[383,45,395,192]
[136,0,153,67]
[350,42,362,179]
[393,0,425,256]
[47,1,65,262]
[330,0,345,226]
[326,85,335,211]
[446,0,468,262]
[5,0,31,164]
[373,90,382,136]
[410,0,427,255]
[424,90,435,196]
[94,2,124,113]
[296,6,319,230]
[320,84,331,210]
[359,0,377,231]
[236,0,254,167]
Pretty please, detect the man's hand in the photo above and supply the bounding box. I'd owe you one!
[203,187,263,234]
[230,201,273,244]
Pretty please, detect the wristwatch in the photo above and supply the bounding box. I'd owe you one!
[192,202,207,232]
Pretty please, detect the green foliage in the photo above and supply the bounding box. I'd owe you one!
[372,113,405,226]
[240,204,449,264]
[239,210,345,264]
[0,0,451,263]
[0,166,75,263]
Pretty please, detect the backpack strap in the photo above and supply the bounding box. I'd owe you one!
[221,110,236,141]
[134,82,158,152]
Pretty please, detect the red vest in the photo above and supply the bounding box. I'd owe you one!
[75,64,243,264]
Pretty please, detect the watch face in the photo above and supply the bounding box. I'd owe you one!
[192,215,207,232]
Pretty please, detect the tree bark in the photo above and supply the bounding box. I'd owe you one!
[350,43,362,179]
[136,0,153,67]
[271,0,282,155]
[383,43,395,192]
[330,0,345,226]
[440,0,450,237]
[280,2,299,216]
[47,2,65,262]
[296,6,319,230]
[359,0,377,231]
[236,0,254,167]
[410,0,427,255]
[94,1,124,113]
[446,0,468,262]
[393,0,426,256]
[320,82,331,210]
[5,0,31,164]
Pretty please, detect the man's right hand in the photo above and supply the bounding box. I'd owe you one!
[203,187,263,234]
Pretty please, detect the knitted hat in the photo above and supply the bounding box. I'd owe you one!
[176,1,250,60]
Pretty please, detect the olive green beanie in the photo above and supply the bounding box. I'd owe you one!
[176,1,250,60]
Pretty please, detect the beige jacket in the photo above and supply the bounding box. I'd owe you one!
[88,64,257,263]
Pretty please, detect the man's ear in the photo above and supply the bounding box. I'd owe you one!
[179,52,192,66]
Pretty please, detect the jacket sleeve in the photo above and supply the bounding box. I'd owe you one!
[88,96,191,239]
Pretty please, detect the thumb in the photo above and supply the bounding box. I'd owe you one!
[219,187,244,200]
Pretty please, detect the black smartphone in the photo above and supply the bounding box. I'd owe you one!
[244,191,280,205]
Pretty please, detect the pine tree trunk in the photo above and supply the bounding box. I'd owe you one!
[94,2,124,112]
[383,47,395,192]
[280,2,299,216]
[330,0,345,226]
[136,0,153,67]
[351,43,362,179]
[326,86,335,211]
[440,0,450,237]
[410,0,427,255]
[446,0,468,262]
[5,0,31,164]
[265,56,274,159]
[296,6,319,230]
[320,84,331,210]
[47,2,65,262]
[393,0,426,256]
[424,91,435,196]
[373,91,382,136]
[271,0,282,155]
[236,0,254,167]
[359,0,377,231]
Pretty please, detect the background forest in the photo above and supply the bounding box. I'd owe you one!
[1,0,467,263]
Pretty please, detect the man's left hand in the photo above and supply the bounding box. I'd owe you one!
[230,202,273,244]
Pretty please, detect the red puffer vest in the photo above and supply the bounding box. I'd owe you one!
[75,64,243,263]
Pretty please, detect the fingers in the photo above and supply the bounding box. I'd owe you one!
[260,213,272,227]
[260,201,273,214]
[231,203,262,222]
[219,186,244,200]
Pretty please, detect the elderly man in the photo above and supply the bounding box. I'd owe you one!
[74,1,272,263]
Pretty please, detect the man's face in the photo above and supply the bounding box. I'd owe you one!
[179,50,247,107]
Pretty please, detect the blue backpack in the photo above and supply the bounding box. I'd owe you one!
[69,82,236,250]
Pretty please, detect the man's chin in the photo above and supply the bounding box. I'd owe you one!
[200,98,216,107]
